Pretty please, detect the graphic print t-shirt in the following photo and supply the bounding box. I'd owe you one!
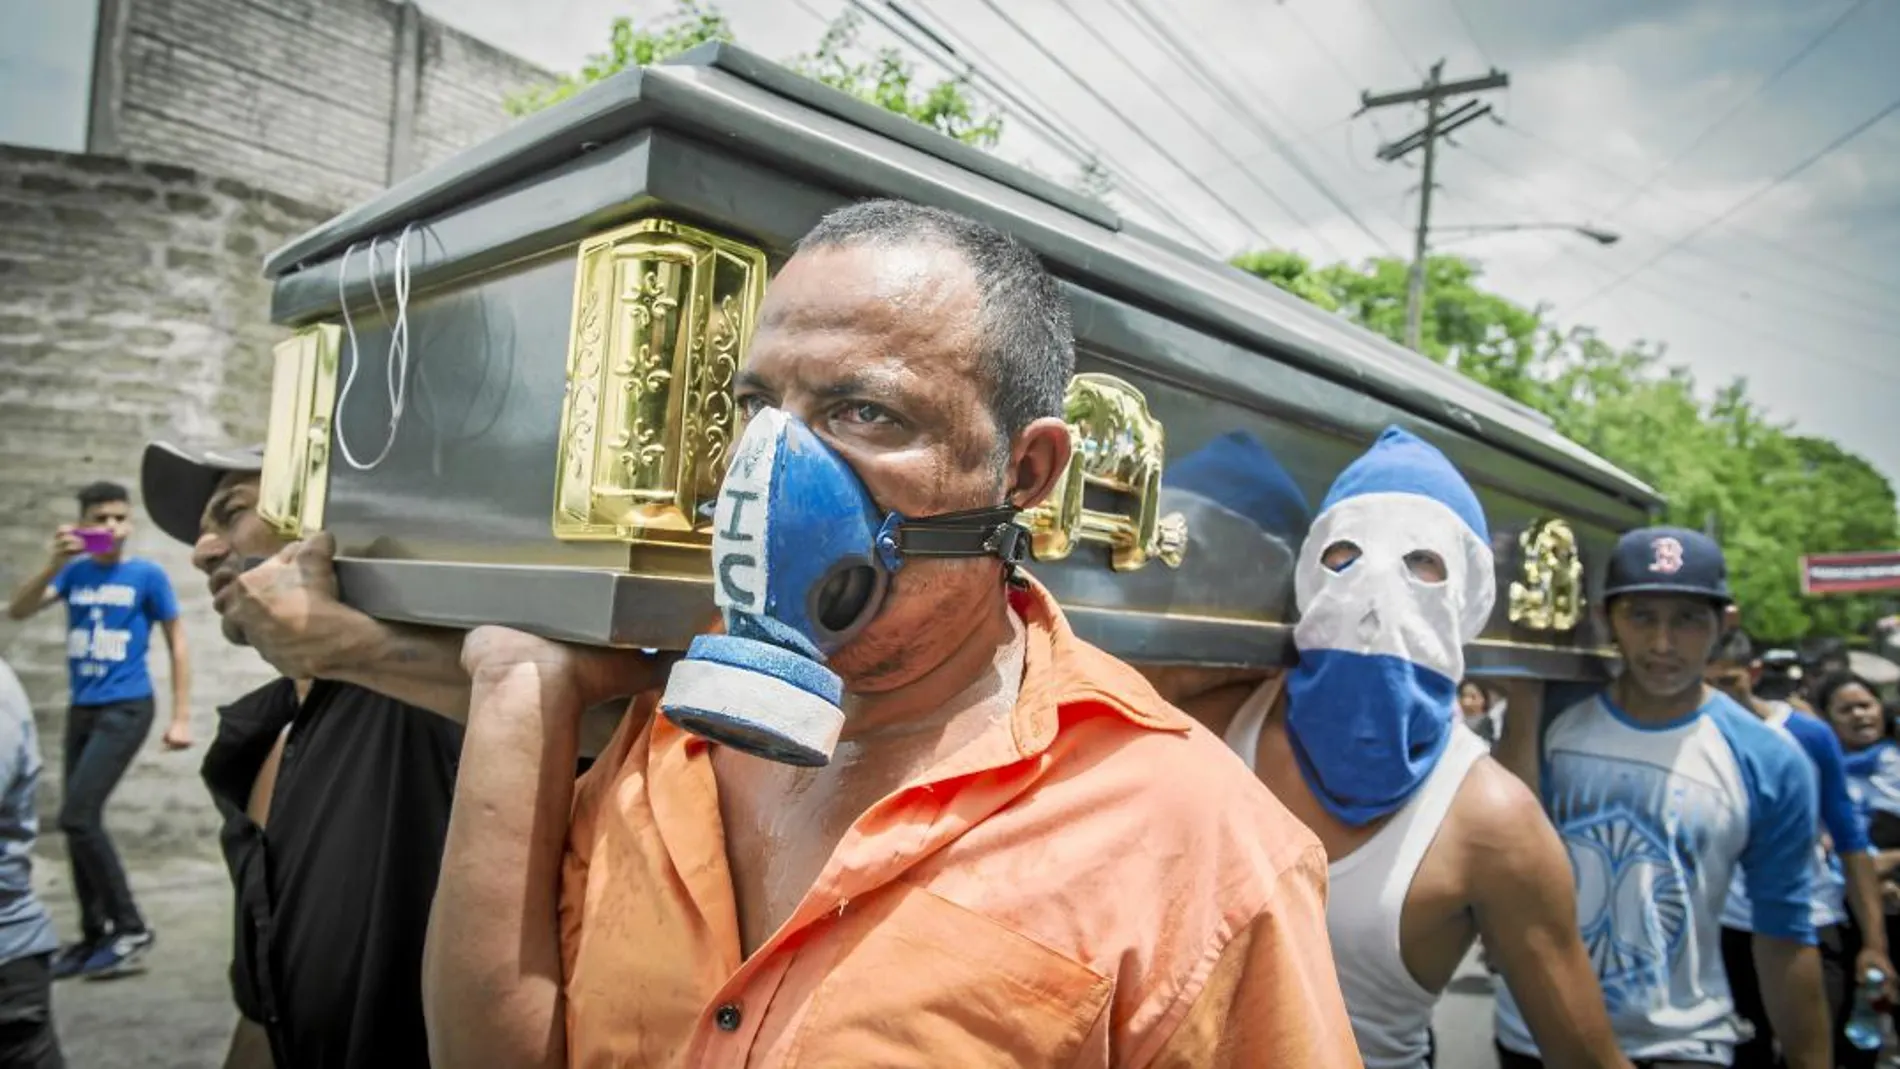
[1494,689,1819,1064]
[54,557,178,706]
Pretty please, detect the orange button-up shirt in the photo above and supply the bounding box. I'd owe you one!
[560,580,1359,1067]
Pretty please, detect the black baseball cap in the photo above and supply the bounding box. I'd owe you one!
[1603,525,1732,606]
[140,441,264,547]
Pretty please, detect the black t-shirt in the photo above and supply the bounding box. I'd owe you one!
[201,678,462,1069]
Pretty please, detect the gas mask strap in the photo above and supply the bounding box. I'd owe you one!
[890,505,1029,566]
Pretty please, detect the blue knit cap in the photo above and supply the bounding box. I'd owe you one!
[1319,426,1489,544]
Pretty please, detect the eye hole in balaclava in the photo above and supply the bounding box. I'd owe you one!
[1403,549,1447,584]
[1322,540,1361,573]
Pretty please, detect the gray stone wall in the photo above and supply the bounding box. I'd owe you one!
[0,145,329,859]
[93,0,553,210]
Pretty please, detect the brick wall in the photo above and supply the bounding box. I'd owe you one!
[99,0,554,210]
[0,145,330,859]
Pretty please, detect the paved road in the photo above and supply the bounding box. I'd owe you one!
[1433,949,1504,1067]
[37,853,236,1068]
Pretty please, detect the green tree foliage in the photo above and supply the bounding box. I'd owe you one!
[511,1,1002,149]
[1235,250,1900,642]
[791,11,1001,148]
[506,1,734,116]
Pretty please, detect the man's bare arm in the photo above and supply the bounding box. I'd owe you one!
[422,629,657,1069]
[1754,934,1833,1069]
[1465,760,1632,1069]
[222,1018,273,1069]
[1842,851,1895,985]
[5,529,75,620]
[161,617,193,748]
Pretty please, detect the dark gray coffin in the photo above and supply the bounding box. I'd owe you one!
[257,44,1658,680]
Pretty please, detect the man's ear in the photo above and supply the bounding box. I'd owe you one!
[1003,416,1074,511]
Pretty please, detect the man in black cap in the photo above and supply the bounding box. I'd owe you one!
[1493,527,1832,1068]
[140,441,469,1069]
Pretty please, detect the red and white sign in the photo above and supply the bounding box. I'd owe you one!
[1802,551,1900,596]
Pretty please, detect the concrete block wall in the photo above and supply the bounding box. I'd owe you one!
[0,145,330,859]
[96,0,554,211]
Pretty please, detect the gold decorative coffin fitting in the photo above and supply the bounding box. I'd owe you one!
[553,218,768,545]
[1027,372,1188,571]
[257,324,341,539]
[1509,517,1585,631]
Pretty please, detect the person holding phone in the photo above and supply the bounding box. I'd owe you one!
[6,480,192,981]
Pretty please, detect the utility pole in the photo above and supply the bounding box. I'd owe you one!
[1359,61,1509,351]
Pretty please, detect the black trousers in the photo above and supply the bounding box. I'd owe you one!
[60,700,152,940]
[1723,922,1873,1069]
[0,954,64,1068]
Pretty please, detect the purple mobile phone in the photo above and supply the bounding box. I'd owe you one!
[77,529,115,554]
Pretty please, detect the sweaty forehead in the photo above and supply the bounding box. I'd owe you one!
[754,243,981,360]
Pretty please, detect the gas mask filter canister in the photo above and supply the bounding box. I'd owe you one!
[659,408,1028,767]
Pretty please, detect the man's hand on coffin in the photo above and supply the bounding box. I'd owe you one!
[215,532,480,722]
[212,532,361,679]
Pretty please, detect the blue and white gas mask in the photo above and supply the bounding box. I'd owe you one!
[1285,427,1496,826]
[660,407,1029,767]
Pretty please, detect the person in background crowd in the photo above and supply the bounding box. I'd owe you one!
[0,656,65,1068]
[424,200,1362,1067]
[140,442,468,1069]
[1707,633,1892,1069]
[5,481,192,980]
[1821,672,1900,1054]
[1494,527,1831,1069]
[1459,678,1498,745]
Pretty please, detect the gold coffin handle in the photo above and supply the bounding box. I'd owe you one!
[553,217,769,545]
[1508,517,1585,632]
[1026,372,1187,572]
[257,324,341,539]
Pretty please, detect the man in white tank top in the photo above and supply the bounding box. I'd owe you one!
[1155,428,1629,1069]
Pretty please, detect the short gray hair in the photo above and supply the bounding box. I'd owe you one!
[798,200,1074,447]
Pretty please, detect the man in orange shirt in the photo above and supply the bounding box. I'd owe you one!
[423,200,1360,1067]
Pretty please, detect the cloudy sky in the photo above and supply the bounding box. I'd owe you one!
[4,0,1895,490]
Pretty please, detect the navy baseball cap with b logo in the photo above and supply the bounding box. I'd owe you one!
[1603,525,1732,606]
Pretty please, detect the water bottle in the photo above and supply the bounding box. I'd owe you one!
[1846,967,1888,1052]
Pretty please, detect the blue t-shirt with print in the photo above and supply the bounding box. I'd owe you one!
[53,557,179,706]
[1496,688,1819,1065]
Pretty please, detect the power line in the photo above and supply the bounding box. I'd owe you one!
[1597,0,1873,223]
[1041,0,1339,255]
[870,0,1213,243]
[1457,117,1900,319]
[1494,115,1900,302]
[1443,0,1496,68]
[1111,0,1404,256]
[1274,1,1372,98]
[965,0,1277,248]
[1568,93,1900,315]
[1360,0,1425,76]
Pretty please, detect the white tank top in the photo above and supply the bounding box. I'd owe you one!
[1224,681,1489,1069]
